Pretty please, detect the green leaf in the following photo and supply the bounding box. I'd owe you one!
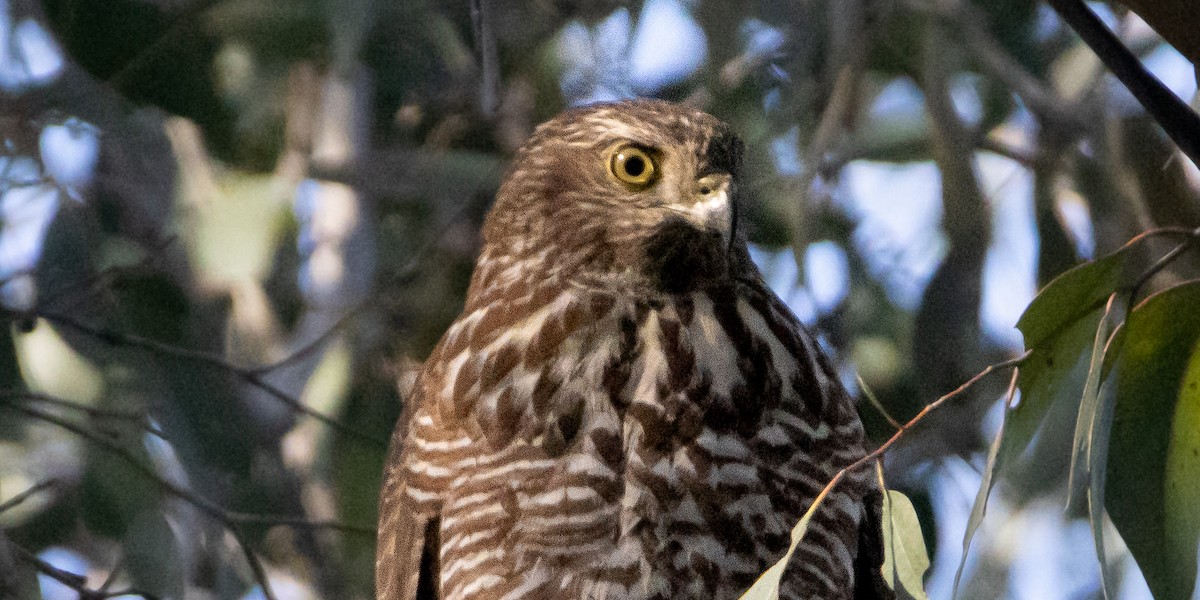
[1015,245,1139,349]
[1166,332,1200,593]
[1005,307,1100,467]
[1065,293,1122,510]
[0,531,40,600]
[81,432,161,538]
[124,510,185,600]
[1105,281,1200,600]
[738,487,827,600]
[1006,243,1142,467]
[1087,373,1119,600]
[881,489,931,600]
[953,398,1008,598]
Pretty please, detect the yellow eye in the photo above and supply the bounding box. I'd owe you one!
[608,144,658,188]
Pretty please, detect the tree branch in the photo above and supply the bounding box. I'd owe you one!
[0,398,378,600]
[6,390,165,439]
[0,479,55,514]
[1047,0,1200,169]
[18,311,385,448]
[807,351,1030,512]
[10,542,161,600]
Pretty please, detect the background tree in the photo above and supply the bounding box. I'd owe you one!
[1,0,1198,598]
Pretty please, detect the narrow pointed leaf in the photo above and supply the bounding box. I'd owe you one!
[738,485,827,599]
[1088,373,1119,599]
[1105,281,1200,600]
[881,489,931,600]
[1007,243,1141,468]
[1065,293,1121,510]
[1164,337,1200,594]
[953,398,1008,598]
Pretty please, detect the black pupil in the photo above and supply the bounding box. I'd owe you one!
[624,155,645,177]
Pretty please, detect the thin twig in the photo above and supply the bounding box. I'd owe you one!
[10,543,161,600]
[97,555,125,595]
[6,390,166,439]
[1120,225,1199,247]
[230,528,276,600]
[223,512,375,536]
[0,479,55,513]
[36,236,179,314]
[11,544,86,589]
[0,399,371,600]
[247,304,368,376]
[24,311,385,448]
[856,374,902,430]
[810,351,1030,508]
[1126,225,1200,304]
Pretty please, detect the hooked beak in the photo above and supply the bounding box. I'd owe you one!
[667,173,735,250]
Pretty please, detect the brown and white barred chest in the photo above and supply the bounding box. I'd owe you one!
[400,262,870,599]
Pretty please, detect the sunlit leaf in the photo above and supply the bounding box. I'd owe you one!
[185,172,292,286]
[881,489,931,600]
[13,321,103,403]
[738,487,827,600]
[1105,281,1200,600]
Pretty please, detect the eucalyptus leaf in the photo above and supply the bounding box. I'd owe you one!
[1105,281,1200,600]
[881,489,931,600]
[125,510,185,600]
[737,488,826,600]
[953,398,1008,598]
[1065,293,1122,511]
[1015,244,1140,349]
[1007,243,1143,468]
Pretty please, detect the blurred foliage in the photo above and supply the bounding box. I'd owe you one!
[1,0,1200,598]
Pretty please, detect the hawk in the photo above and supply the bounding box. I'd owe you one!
[377,99,887,599]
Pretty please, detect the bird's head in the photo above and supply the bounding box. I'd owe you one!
[482,99,746,294]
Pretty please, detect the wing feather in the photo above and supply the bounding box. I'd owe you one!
[376,386,440,600]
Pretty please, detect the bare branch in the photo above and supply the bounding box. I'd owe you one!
[7,390,165,438]
[20,311,386,448]
[1126,225,1200,304]
[247,303,368,376]
[1047,0,1200,169]
[0,479,55,514]
[0,397,376,600]
[10,542,161,600]
[222,512,375,536]
[943,0,1084,130]
[807,351,1030,513]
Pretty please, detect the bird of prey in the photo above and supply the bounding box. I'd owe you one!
[377,99,887,600]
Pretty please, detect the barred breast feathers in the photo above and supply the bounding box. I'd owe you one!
[395,255,869,598]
